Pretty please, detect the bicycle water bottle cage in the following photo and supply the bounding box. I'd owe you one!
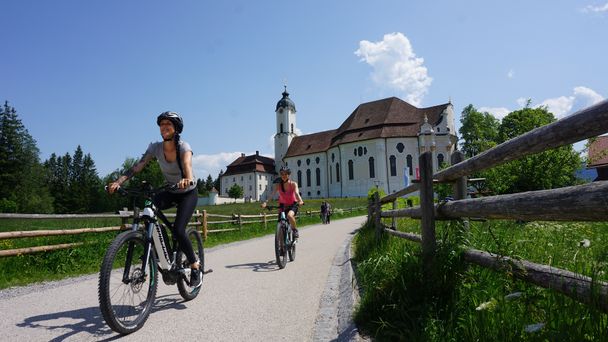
[280,212,286,220]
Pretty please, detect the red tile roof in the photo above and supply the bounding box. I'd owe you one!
[588,135,608,168]
[284,97,450,158]
[223,153,276,176]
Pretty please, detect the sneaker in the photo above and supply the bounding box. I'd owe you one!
[190,267,202,288]
[293,228,299,239]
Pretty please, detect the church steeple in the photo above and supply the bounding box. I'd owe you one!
[274,86,297,172]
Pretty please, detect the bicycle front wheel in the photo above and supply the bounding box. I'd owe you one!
[98,230,158,335]
[177,227,205,300]
[288,230,296,262]
[275,223,287,269]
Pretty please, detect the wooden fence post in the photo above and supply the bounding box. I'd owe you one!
[202,210,208,240]
[420,151,437,281]
[263,212,267,229]
[391,199,397,230]
[374,192,382,242]
[238,214,242,231]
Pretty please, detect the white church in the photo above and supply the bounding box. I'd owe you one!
[220,88,457,200]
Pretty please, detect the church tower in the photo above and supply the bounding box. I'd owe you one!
[274,87,297,172]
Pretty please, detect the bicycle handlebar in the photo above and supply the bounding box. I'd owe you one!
[105,181,194,198]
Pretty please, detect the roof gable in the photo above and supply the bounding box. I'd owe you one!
[588,135,608,168]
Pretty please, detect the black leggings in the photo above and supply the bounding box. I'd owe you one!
[153,188,198,265]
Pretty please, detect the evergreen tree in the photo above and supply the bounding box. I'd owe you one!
[205,174,214,191]
[213,170,223,193]
[0,101,53,213]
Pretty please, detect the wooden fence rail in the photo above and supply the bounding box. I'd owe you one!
[369,100,608,313]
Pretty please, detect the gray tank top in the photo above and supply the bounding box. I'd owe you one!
[144,141,197,193]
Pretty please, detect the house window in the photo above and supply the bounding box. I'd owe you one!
[297,170,302,187]
[389,155,397,176]
[336,163,340,182]
[348,160,354,180]
[249,185,252,191]
[317,190,321,195]
[306,169,311,187]
[397,143,405,153]
[407,155,413,175]
[438,153,445,167]
[369,157,375,178]
[316,168,321,186]
[259,184,262,190]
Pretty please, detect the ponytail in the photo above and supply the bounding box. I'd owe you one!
[174,133,185,179]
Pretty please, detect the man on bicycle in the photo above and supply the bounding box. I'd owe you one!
[107,111,202,288]
[262,166,304,238]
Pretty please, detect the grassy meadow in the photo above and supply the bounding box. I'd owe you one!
[0,197,367,289]
[353,213,608,341]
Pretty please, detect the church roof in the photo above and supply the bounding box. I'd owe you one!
[588,135,608,168]
[223,152,276,176]
[276,89,296,112]
[284,97,451,158]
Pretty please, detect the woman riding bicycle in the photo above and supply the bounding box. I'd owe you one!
[262,166,304,238]
[107,111,202,287]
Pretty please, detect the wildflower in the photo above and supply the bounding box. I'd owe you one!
[579,239,591,248]
[524,322,545,333]
[504,292,523,301]
[475,298,497,311]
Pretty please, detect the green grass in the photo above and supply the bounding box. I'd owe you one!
[353,216,608,341]
[0,197,367,289]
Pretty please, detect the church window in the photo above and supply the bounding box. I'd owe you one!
[437,127,441,133]
[331,153,335,162]
[291,124,294,133]
[438,153,445,167]
[336,163,340,182]
[397,143,405,153]
[358,147,363,156]
[316,168,321,186]
[406,155,413,175]
[297,170,302,187]
[259,184,262,190]
[369,157,375,178]
[297,160,301,166]
[307,191,311,197]
[306,158,310,165]
[315,157,320,164]
[317,191,321,195]
[364,147,367,155]
[306,169,311,187]
[389,155,397,176]
[348,160,354,180]
[354,148,357,156]
[280,123,284,133]
[330,167,333,184]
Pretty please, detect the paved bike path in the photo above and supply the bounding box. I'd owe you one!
[0,216,367,341]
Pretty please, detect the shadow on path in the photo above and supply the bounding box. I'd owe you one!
[16,293,188,341]
[225,261,279,272]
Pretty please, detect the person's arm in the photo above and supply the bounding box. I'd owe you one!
[178,150,194,189]
[108,154,153,193]
[262,184,279,208]
[293,182,304,206]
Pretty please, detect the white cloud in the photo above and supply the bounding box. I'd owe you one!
[582,2,608,13]
[507,69,515,79]
[192,151,248,179]
[538,86,604,119]
[479,107,511,120]
[355,32,432,106]
[516,97,530,108]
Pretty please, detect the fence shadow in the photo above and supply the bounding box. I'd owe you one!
[225,261,279,272]
[16,293,188,341]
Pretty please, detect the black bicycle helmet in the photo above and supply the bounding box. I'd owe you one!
[279,166,291,175]
[156,111,184,133]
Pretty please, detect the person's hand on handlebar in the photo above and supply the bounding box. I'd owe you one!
[298,200,304,206]
[107,181,122,194]
[177,178,193,189]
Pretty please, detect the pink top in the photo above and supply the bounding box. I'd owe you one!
[278,182,297,205]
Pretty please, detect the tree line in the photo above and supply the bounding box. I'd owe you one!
[0,102,222,213]
[0,100,586,213]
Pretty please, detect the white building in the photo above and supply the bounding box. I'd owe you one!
[276,90,457,198]
[219,151,276,201]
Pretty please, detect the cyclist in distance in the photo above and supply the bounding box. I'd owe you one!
[107,111,202,287]
[262,166,304,238]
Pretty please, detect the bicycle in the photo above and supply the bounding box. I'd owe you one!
[98,182,205,334]
[264,204,298,269]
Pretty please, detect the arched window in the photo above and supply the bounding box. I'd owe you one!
[315,157,320,164]
[330,166,333,184]
[358,147,363,156]
[437,153,445,167]
[316,168,321,186]
[280,123,284,133]
[348,160,354,180]
[331,153,335,162]
[291,123,294,133]
[297,160,301,166]
[406,155,413,175]
[297,170,302,187]
[369,157,375,178]
[306,169,311,187]
[389,155,397,176]
[397,143,405,153]
[336,163,340,182]
[306,158,310,165]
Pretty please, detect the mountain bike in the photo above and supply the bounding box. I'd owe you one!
[98,182,205,334]
[265,204,297,269]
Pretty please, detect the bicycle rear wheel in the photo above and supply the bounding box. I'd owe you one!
[177,227,205,300]
[98,231,158,335]
[275,223,287,269]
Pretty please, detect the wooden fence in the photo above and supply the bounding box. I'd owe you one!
[0,207,366,258]
[369,100,608,313]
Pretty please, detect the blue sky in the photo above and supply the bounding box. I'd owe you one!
[2,1,607,180]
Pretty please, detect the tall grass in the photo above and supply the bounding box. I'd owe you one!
[353,217,608,341]
[0,197,367,289]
